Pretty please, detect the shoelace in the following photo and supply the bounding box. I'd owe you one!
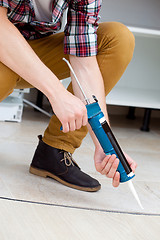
[60,151,74,167]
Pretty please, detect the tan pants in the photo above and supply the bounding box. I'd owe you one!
[0,22,135,153]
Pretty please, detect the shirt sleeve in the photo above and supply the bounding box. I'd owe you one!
[0,0,11,11]
[64,0,102,57]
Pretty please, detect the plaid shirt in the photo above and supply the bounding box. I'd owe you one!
[0,0,102,56]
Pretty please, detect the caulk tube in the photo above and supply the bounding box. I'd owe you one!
[86,100,135,183]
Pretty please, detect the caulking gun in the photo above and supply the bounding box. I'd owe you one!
[63,58,144,209]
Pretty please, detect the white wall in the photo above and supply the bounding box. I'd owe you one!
[100,0,160,30]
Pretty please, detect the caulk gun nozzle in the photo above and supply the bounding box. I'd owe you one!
[128,180,144,210]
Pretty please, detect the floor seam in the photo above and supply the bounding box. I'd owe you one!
[0,196,159,217]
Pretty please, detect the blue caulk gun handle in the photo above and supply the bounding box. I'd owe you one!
[86,100,135,183]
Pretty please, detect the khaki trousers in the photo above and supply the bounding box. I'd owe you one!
[0,22,135,153]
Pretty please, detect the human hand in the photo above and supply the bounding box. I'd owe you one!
[94,147,137,187]
[49,88,88,133]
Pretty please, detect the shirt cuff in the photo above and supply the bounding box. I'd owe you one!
[64,33,98,57]
[0,1,10,9]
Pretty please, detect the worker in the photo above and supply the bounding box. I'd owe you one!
[0,0,137,192]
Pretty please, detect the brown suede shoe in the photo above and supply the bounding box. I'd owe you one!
[29,135,101,192]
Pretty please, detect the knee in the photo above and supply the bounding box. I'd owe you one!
[0,63,18,101]
[114,22,135,63]
[0,83,14,102]
[98,22,135,64]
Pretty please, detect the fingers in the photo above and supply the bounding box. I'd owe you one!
[62,118,79,133]
[130,161,137,173]
[101,154,119,178]
[62,106,88,133]
[112,172,120,187]
[62,122,70,133]
[97,155,111,172]
[69,120,76,132]
[94,149,137,189]
[82,109,88,126]
[99,154,120,188]
[123,152,137,172]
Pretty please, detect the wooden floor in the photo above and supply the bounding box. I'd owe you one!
[0,107,160,239]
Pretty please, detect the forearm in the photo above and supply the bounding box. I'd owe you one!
[69,55,109,149]
[0,8,64,101]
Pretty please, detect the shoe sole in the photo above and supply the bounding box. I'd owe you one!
[29,166,101,192]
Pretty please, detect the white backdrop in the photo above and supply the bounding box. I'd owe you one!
[100,0,160,30]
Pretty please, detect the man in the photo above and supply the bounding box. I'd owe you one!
[0,0,137,192]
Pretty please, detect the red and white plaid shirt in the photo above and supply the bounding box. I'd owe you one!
[0,0,102,56]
